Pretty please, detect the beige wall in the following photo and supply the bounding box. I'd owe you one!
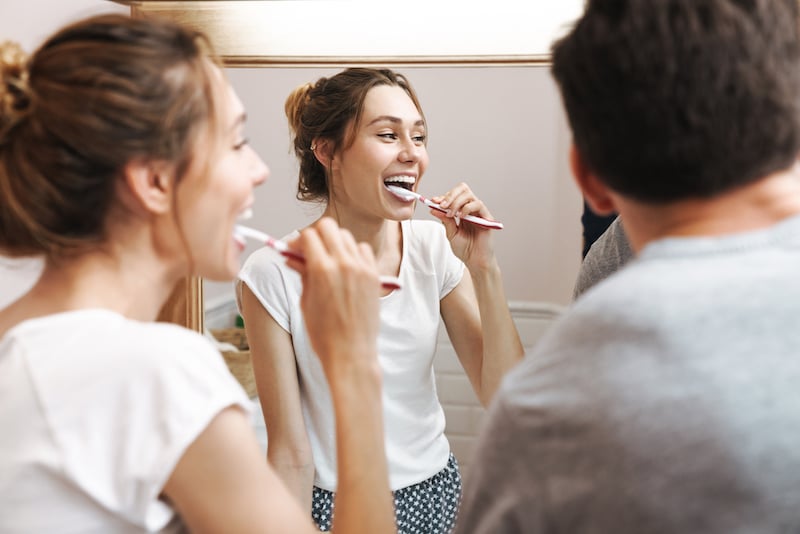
[0,0,128,51]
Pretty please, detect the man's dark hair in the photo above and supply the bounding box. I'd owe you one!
[551,0,800,203]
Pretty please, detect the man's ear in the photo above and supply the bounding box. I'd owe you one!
[122,160,174,215]
[569,144,617,216]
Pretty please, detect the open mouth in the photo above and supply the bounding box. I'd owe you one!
[233,208,254,247]
[383,175,415,192]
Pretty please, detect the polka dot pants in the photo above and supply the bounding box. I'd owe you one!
[311,453,462,533]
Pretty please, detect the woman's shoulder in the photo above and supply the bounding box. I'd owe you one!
[100,312,222,369]
[4,309,231,397]
[239,228,301,275]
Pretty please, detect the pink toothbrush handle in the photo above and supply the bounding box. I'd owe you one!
[420,198,504,230]
[277,250,401,291]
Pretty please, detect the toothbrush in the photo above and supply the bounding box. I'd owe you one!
[385,185,504,230]
[234,225,402,291]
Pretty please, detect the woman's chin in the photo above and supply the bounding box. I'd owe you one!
[197,256,239,282]
[387,209,415,222]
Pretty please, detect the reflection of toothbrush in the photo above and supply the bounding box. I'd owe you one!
[385,185,504,230]
[234,225,402,291]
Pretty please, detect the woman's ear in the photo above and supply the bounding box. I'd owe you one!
[312,138,334,168]
[122,160,174,215]
[569,144,617,216]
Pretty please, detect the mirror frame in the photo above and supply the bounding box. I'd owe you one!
[114,0,575,332]
[112,1,580,68]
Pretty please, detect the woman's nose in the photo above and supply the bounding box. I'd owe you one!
[252,152,269,186]
[398,138,421,163]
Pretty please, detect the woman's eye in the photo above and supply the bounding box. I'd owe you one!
[378,133,398,140]
[413,135,427,144]
[234,138,249,150]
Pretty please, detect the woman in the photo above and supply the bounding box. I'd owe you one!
[0,15,393,533]
[238,67,524,532]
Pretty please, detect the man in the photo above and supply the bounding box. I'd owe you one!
[456,1,800,532]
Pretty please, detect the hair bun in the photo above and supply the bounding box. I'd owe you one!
[0,41,32,139]
[284,81,315,135]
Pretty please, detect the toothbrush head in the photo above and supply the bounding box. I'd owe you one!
[386,184,417,201]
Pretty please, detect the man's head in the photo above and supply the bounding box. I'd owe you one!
[552,0,800,204]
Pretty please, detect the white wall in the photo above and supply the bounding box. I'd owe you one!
[0,0,128,52]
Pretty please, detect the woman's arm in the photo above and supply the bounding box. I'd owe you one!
[163,407,319,534]
[165,218,393,534]
[441,264,523,407]
[287,218,394,533]
[433,183,524,406]
[239,283,314,510]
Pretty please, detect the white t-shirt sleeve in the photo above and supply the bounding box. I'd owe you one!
[237,247,294,332]
[50,322,252,531]
[430,222,465,299]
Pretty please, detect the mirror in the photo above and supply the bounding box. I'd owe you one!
[113,0,586,333]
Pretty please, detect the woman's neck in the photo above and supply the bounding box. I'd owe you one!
[1,236,182,331]
[321,205,401,258]
[319,205,404,280]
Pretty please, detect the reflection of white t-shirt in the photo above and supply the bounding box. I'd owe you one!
[0,256,44,309]
[0,309,252,533]
[238,219,464,491]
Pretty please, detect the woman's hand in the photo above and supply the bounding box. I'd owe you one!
[283,217,381,373]
[430,182,497,270]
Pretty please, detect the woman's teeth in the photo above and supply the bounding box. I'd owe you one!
[384,176,415,191]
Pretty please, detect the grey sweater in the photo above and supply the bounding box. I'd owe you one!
[457,214,800,533]
[573,217,633,299]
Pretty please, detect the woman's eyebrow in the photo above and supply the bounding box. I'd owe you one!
[228,111,247,134]
[367,115,425,127]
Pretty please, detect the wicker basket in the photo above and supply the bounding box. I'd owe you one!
[210,327,257,399]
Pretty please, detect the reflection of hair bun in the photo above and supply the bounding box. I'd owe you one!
[0,41,32,140]
[284,81,314,135]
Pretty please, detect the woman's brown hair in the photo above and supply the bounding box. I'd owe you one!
[0,14,220,258]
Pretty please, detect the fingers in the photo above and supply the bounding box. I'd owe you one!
[293,217,381,371]
[429,208,458,239]
[432,182,494,221]
[285,218,378,287]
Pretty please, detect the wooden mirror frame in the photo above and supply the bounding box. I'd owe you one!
[113,0,581,332]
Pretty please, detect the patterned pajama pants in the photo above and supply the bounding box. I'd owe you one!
[311,453,462,533]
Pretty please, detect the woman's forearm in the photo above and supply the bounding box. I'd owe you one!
[469,259,525,405]
[327,359,394,534]
[267,447,315,512]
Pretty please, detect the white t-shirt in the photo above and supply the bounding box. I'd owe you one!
[0,256,44,310]
[238,219,464,491]
[0,309,252,533]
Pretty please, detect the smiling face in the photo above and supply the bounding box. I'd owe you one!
[176,66,269,281]
[328,84,429,223]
